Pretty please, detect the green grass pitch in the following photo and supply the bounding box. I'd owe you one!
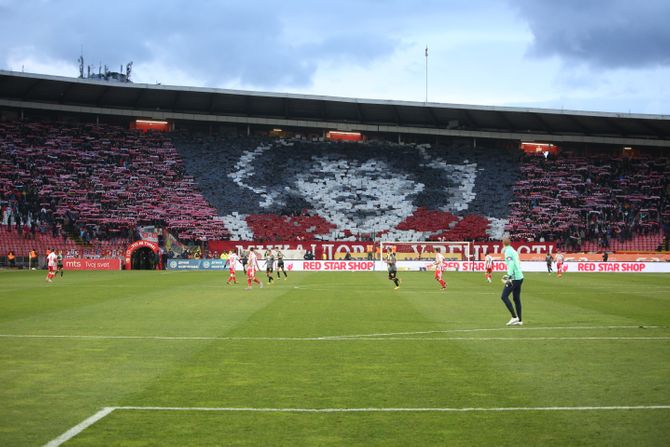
[1,269,669,446]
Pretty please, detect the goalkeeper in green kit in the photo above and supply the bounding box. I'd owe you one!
[500,237,524,326]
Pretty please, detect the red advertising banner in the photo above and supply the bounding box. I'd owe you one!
[63,258,122,270]
[570,262,652,273]
[520,252,670,262]
[298,260,376,271]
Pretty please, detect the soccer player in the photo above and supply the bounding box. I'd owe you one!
[545,252,553,274]
[245,248,263,290]
[56,250,64,277]
[45,248,58,283]
[433,249,447,290]
[555,250,565,278]
[225,250,239,285]
[240,251,248,276]
[276,249,288,280]
[500,237,524,326]
[264,249,275,284]
[484,254,493,283]
[385,247,400,289]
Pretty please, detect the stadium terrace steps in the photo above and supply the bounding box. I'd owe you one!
[580,232,665,252]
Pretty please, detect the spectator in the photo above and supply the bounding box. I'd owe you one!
[7,250,16,268]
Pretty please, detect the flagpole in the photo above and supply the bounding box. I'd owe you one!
[424,45,428,103]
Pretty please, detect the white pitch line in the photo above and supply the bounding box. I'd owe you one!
[1,333,668,342]
[0,326,670,341]
[324,337,670,341]
[319,325,663,339]
[41,404,670,446]
[42,407,115,447]
[114,405,670,413]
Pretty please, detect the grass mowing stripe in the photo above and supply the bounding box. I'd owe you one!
[2,271,667,446]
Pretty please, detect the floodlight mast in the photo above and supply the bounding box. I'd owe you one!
[425,45,428,103]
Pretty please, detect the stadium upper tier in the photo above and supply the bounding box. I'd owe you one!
[2,70,670,149]
[1,120,668,251]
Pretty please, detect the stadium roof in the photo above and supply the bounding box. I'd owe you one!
[1,70,669,147]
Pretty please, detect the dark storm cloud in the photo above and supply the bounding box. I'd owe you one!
[509,0,670,69]
[0,0,404,88]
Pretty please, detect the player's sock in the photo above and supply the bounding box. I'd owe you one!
[247,278,252,287]
[438,279,446,288]
[393,278,399,287]
[268,276,273,283]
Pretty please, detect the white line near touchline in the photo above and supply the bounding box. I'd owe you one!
[317,325,663,339]
[1,325,665,342]
[42,404,670,447]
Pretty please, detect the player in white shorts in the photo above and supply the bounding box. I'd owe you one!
[433,250,447,290]
[225,250,239,285]
[245,248,264,290]
[46,248,58,283]
[484,254,493,283]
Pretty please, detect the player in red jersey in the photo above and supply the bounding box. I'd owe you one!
[555,250,565,278]
[46,248,58,283]
[245,248,264,290]
[484,254,493,283]
[225,250,239,285]
[433,249,447,290]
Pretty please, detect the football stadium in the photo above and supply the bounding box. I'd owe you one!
[1,10,670,446]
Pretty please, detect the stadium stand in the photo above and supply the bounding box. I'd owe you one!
[506,151,669,251]
[1,119,668,257]
[0,121,228,263]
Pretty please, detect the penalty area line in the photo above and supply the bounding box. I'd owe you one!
[42,407,115,447]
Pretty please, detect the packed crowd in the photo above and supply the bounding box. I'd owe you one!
[506,151,669,251]
[2,119,668,257]
[0,121,229,248]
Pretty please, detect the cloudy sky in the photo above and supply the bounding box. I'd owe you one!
[1,0,669,114]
